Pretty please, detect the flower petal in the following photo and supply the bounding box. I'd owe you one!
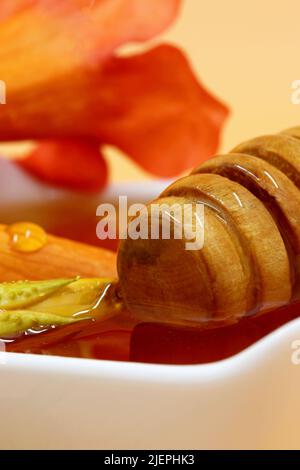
[0,0,35,21]
[18,139,108,192]
[0,1,228,180]
[95,45,229,176]
[0,45,228,178]
[0,0,180,91]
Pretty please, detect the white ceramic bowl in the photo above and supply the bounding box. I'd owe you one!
[0,159,300,450]
[1,318,300,449]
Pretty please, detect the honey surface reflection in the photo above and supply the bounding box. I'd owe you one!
[5,301,300,364]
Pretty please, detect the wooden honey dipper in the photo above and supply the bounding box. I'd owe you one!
[117,127,300,328]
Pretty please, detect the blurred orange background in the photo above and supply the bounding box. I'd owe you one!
[1,0,299,182]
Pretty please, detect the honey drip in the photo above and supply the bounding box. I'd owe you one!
[7,222,47,253]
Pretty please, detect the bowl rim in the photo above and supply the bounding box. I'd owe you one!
[1,315,299,384]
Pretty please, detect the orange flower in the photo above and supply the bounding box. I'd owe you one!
[18,138,108,192]
[0,0,228,191]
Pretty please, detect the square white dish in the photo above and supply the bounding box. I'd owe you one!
[1,318,300,450]
[0,158,299,450]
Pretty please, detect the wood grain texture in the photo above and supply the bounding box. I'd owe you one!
[118,130,300,328]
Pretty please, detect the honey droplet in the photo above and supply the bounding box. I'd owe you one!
[7,222,47,253]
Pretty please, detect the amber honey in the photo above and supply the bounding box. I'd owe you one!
[7,222,48,253]
[4,300,300,364]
